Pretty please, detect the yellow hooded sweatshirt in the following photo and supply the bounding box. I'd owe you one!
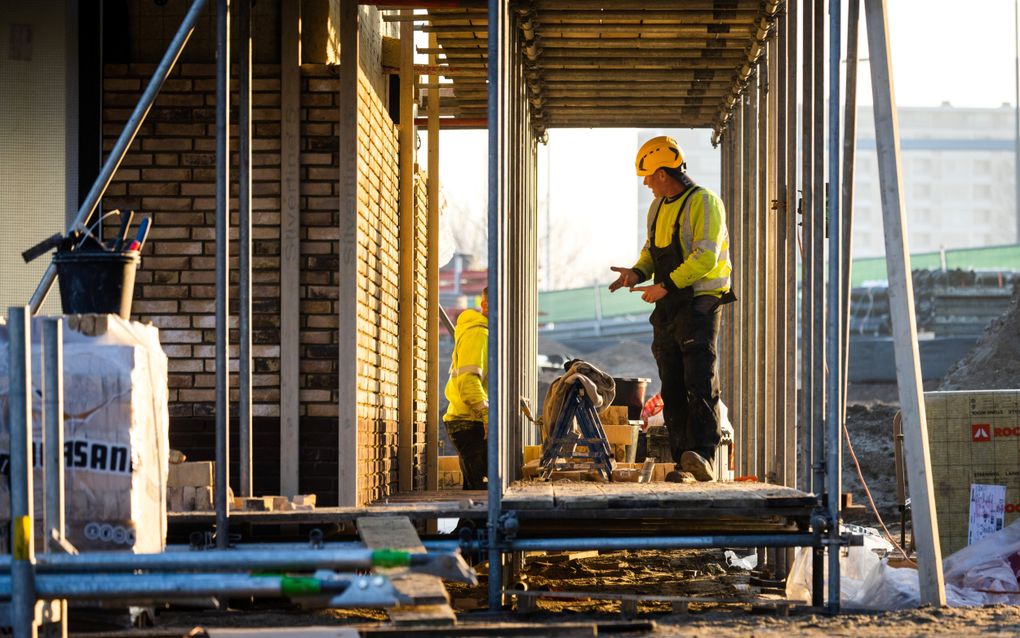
[444,308,488,423]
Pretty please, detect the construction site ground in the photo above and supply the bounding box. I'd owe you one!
[73,383,1004,637]
[75,290,1020,636]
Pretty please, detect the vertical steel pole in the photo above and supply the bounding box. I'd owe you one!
[9,307,37,638]
[238,0,253,498]
[810,0,827,609]
[827,0,843,614]
[786,0,799,495]
[774,4,790,578]
[785,0,801,575]
[841,0,861,425]
[775,4,788,491]
[214,0,231,549]
[43,318,67,637]
[756,60,768,484]
[487,0,505,611]
[800,0,814,498]
[744,83,754,479]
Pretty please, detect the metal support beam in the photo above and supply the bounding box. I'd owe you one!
[214,0,231,551]
[841,0,861,426]
[238,0,253,499]
[864,0,946,607]
[9,307,36,637]
[827,0,843,614]
[42,318,67,638]
[486,0,507,611]
[279,0,301,498]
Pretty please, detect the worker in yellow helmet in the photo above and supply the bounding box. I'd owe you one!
[608,136,735,482]
[443,287,488,489]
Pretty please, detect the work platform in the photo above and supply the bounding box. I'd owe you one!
[168,482,815,537]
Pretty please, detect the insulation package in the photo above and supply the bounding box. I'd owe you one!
[0,315,169,553]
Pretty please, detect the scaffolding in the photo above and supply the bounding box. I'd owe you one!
[3,0,949,634]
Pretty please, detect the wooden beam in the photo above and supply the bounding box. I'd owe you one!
[398,12,416,493]
[864,0,945,606]
[338,0,360,507]
[279,0,301,498]
[426,32,441,494]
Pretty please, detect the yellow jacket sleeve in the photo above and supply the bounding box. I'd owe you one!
[668,193,725,290]
[454,327,488,416]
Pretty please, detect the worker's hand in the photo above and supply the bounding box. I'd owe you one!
[631,283,667,304]
[609,266,639,292]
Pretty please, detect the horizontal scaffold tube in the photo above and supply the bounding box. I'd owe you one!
[0,572,351,600]
[0,548,436,573]
[501,534,816,552]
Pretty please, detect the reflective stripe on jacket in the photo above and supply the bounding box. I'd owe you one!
[632,186,732,297]
[443,308,488,423]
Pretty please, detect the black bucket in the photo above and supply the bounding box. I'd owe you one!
[53,250,140,319]
[611,376,651,420]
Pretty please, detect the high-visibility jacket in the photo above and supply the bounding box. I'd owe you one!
[443,308,488,423]
[631,186,732,298]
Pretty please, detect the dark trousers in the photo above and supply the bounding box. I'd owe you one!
[445,420,487,490]
[650,295,723,464]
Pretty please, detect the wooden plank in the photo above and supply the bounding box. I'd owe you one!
[337,1,360,507]
[388,603,458,626]
[398,11,416,492]
[278,0,301,499]
[864,0,945,606]
[552,482,608,510]
[358,514,454,624]
[357,515,426,552]
[502,482,554,510]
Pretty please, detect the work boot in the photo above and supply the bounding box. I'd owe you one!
[680,451,715,482]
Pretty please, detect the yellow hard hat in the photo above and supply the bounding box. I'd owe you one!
[635,136,685,176]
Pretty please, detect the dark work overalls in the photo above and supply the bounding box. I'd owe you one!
[647,187,723,465]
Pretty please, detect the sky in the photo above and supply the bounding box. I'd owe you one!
[429,0,1020,290]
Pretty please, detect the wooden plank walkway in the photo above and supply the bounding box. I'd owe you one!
[169,483,814,532]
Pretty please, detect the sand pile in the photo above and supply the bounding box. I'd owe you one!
[940,284,1020,391]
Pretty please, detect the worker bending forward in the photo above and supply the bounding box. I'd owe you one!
[609,136,735,481]
[443,287,489,490]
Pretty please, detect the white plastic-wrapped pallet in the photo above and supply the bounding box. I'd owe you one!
[0,315,169,553]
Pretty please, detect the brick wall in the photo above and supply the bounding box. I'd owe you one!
[103,61,430,505]
[413,171,429,489]
[353,69,401,505]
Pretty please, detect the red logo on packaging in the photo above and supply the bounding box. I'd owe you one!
[972,424,992,442]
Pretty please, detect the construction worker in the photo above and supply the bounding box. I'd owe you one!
[443,287,489,490]
[608,136,735,481]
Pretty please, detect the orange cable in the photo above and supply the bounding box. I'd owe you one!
[843,421,914,564]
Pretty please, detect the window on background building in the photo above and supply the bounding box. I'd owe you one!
[975,159,992,174]
[975,184,993,199]
[977,209,993,223]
